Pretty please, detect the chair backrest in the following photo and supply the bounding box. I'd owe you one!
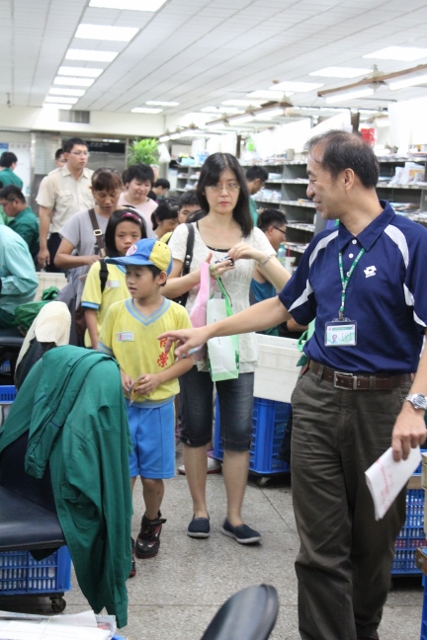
[200,584,279,640]
[0,432,56,511]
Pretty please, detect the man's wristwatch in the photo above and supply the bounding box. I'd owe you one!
[405,394,427,410]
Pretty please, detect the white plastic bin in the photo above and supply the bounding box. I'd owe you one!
[34,272,67,301]
[254,334,301,403]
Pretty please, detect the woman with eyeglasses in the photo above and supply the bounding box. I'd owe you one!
[164,152,291,545]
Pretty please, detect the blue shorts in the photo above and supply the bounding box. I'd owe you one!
[127,398,175,480]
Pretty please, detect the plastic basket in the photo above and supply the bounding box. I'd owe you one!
[391,489,426,575]
[213,397,291,475]
[0,361,11,374]
[421,574,427,640]
[0,546,72,595]
[0,385,17,404]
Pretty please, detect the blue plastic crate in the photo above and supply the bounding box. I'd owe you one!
[0,385,17,404]
[392,489,426,575]
[0,361,11,374]
[213,397,291,475]
[421,574,427,639]
[0,546,72,595]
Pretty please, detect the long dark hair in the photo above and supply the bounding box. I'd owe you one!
[105,208,146,257]
[196,153,253,237]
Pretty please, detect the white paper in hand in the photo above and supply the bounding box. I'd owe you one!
[365,446,421,520]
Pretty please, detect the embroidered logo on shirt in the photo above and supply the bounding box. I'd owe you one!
[157,338,169,368]
[116,332,134,342]
[364,266,377,279]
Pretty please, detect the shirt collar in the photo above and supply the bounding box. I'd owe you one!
[61,165,91,180]
[337,200,395,251]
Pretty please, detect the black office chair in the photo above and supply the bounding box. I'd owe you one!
[200,584,279,640]
[0,328,25,382]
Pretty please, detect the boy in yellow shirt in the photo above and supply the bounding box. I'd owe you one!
[98,239,193,573]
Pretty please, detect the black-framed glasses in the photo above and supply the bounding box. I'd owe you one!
[273,226,287,237]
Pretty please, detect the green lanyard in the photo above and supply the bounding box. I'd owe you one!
[338,248,365,320]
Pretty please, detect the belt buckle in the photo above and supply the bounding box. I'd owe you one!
[333,370,356,390]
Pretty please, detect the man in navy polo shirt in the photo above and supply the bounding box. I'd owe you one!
[158,130,427,640]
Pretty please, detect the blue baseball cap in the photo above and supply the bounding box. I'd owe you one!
[106,238,173,275]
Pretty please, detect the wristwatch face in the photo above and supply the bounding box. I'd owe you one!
[407,394,427,410]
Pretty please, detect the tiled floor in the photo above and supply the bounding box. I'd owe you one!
[0,451,424,639]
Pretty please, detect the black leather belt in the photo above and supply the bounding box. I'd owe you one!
[308,361,413,391]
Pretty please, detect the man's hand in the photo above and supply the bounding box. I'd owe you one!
[37,247,50,268]
[391,403,427,461]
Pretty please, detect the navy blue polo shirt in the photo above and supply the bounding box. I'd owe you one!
[279,201,427,374]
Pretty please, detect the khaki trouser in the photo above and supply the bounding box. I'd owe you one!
[291,368,410,640]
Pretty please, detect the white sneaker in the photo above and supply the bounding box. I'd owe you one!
[178,457,222,475]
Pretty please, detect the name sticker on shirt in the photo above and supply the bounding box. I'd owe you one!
[325,321,357,347]
[116,332,134,342]
[106,280,120,288]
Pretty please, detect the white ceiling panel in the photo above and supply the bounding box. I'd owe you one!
[2,0,427,121]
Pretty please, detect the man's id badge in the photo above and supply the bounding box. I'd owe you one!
[325,320,357,347]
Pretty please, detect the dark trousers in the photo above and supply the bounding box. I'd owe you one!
[45,232,63,273]
[291,369,410,640]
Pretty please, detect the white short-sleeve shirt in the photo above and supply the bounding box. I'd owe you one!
[168,222,275,372]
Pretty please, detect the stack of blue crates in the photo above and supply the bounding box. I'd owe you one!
[213,396,291,476]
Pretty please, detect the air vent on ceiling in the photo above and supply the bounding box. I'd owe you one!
[59,110,90,124]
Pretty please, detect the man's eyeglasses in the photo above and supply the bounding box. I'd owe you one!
[70,151,90,157]
[273,226,287,238]
[206,182,240,194]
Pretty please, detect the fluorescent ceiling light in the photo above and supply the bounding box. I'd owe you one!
[389,73,427,90]
[54,77,94,86]
[131,107,163,114]
[89,0,166,10]
[49,88,86,96]
[58,66,103,78]
[66,49,118,62]
[227,114,254,125]
[159,135,171,142]
[146,100,179,106]
[309,67,371,78]
[201,106,243,114]
[363,46,427,61]
[222,99,262,107]
[325,88,374,104]
[42,103,72,110]
[170,133,181,140]
[247,90,289,100]
[270,81,323,93]
[180,129,207,137]
[75,24,138,42]
[254,107,284,119]
[45,96,79,104]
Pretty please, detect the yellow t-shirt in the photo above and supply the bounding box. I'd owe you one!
[98,297,192,403]
[81,262,129,348]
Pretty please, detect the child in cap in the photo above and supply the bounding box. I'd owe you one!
[98,238,193,573]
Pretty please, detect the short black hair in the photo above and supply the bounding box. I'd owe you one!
[257,208,287,231]
[154,178,170,190]
[55,148,64,160]
[105,208,147,257]
[178,190,199,209]
[245,166,268,183]
[124,163,154,186]
[197,152,253,237]
[151,197,179,231]
[0,152,18,168]
[0,184,26,203]
[305,129,379,189]
[63,137,88,153]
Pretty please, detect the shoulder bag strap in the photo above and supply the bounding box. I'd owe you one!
[88,208,106,258]
[182,223,195,276]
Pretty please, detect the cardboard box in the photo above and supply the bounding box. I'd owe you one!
[422,452,427,490]
[254,334,301,403]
